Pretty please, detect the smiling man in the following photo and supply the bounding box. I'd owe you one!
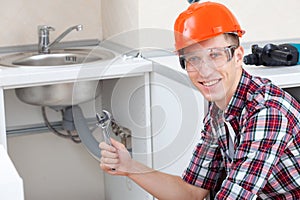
[100,2,300,199]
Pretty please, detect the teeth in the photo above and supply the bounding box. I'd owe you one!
[202,79,219,86]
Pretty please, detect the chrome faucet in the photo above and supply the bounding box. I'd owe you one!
[38,24,83,54]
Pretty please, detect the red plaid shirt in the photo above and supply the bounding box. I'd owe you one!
[183,69,300,199]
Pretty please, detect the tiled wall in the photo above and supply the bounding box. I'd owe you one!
[0,0,102,47]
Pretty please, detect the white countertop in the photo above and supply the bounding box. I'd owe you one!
[0,36,299,90]
[0,48,300,90]
[0,54,153,89]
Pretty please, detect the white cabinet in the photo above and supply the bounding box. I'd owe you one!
[1,58,153,200]
[103,74,154,200]
[150,71,204,175]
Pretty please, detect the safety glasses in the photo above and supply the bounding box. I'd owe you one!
[179,45,237,72]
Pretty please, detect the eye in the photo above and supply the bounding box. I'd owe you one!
[209,52,222,59]
[187,56,201,64]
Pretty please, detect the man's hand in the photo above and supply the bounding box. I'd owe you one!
[99,138,133,176]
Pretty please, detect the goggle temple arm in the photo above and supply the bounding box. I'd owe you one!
[179,56,186,70]
[178,49,186,70]
[227,46,237,62]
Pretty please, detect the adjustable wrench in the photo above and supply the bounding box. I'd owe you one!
[96,110,112,145]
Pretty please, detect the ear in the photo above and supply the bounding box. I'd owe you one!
[234,46,244,66]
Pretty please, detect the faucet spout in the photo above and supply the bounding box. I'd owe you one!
[49,24,83,49]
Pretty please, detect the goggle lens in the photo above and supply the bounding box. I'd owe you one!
[180,45,237,72]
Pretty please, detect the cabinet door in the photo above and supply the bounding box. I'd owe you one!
[0,87,24,200]
[104,71,205,199]
[150,72,204,175]
[104,74,153,200]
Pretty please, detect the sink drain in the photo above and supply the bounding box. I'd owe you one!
[65,55,77,63]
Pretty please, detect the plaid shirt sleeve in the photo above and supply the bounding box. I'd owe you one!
[182,116,224,190]
[216,107,292,199]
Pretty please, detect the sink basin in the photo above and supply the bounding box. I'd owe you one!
[0,48,115,67]
[15,80,101,106]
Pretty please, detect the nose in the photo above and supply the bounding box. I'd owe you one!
[194,62,215,77]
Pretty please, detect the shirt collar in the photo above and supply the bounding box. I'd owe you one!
[224,69,252,121]
[209,69,252,121]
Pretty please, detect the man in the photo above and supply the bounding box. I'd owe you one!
[100,2,300,199]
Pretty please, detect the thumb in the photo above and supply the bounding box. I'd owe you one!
[111,138,126,150]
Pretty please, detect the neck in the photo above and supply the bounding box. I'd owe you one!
[216,68,243,110]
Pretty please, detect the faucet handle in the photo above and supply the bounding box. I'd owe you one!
[38,25,55,35]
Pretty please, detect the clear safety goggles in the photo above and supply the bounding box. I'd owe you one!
[179,45,237,72]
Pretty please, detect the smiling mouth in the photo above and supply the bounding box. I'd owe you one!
[200,79,221,87]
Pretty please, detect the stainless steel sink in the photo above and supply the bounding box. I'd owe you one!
[0,48,115,67]
[0,48,115,106]
[15,80,100,106]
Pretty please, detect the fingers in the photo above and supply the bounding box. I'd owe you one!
[101,148,118,158]
[100,143,119,164]
[99,141,116,152]
[99,138,131,175]
[100,155,119,173]
[99,140,119,170]
[100,157,118,165]
[100,150,120,174]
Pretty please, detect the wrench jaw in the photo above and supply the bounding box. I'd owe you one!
[96,110,132,151]
[96,110,111,126]
[96,110,112,145]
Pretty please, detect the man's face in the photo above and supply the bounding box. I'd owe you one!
[183,34,244,109]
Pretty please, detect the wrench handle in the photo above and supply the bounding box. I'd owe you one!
[102,128,112,146]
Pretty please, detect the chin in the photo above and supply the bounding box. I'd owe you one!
[204,93,224,103]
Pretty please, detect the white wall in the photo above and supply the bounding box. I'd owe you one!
[138,0,189,31]
[102,0,188,38]
[2,0,299,47]
[1,0,300,47]
[101,0,139,39]
[0,0,102,47]
[101,0,188,51]
[102,0,300,51]
[212,0,300,43]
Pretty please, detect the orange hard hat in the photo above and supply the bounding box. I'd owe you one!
[174,2,245,51]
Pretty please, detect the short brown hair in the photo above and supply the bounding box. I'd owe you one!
[224,33,240,47]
